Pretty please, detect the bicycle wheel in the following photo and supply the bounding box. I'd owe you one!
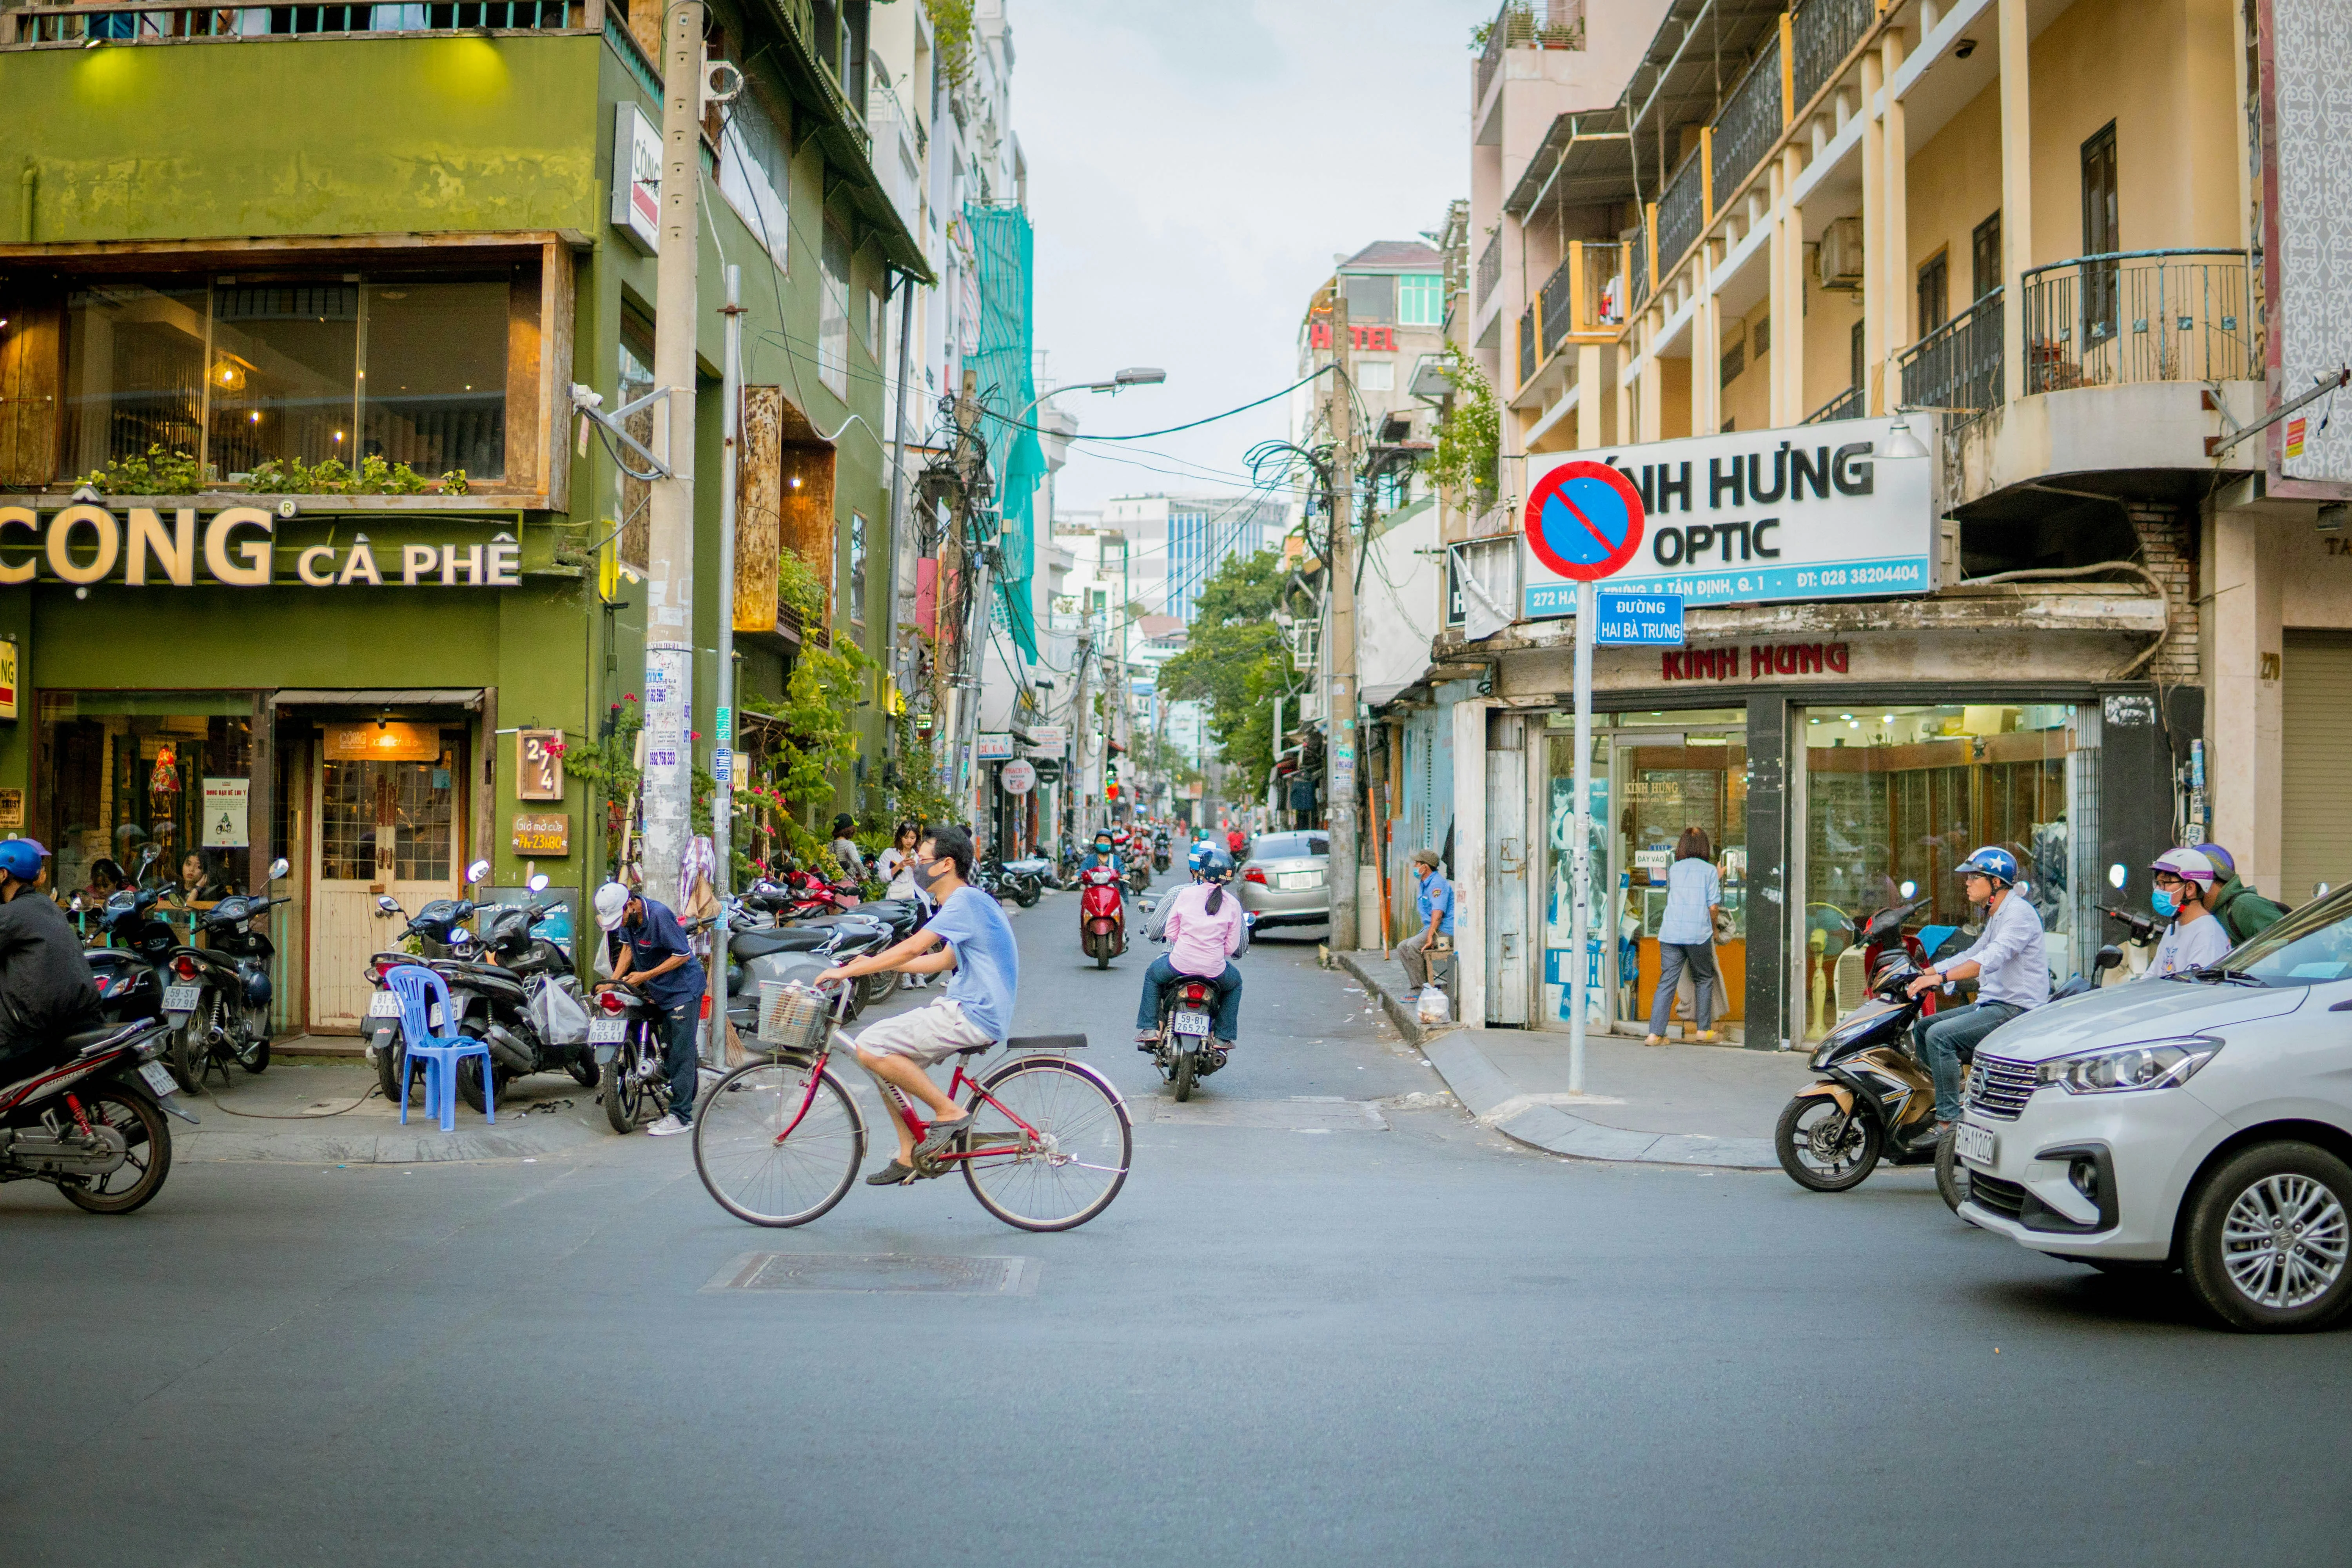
[694,1060,866,1227]
[962,1056,1132,1232]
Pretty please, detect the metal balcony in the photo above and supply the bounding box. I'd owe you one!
[1789,0,1874,111]
[1898,289,2004,414]
[1475,0,1586,103]
[1656,153,1703,274]
[10,0,580,42]
[2021,250,2252,394]
[1806,387,1864,425]
[1710,36,1782,207]
[1476,233,1503,315]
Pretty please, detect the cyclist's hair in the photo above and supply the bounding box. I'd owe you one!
[921,825,975,882]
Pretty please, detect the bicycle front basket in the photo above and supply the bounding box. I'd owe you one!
[759,981,833,1054]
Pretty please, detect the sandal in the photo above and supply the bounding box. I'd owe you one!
[863,1159,917,1187]
[913,1114,974,1160]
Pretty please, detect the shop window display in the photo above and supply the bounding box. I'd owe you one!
[1800,703,2098,1039]
[39,693,256,915]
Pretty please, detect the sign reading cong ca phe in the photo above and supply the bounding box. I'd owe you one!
[1521,414,1936,617]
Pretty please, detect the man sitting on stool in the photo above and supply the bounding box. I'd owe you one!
[1396,848,1454,991]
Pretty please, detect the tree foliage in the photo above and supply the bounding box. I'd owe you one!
[1156,548,1294,802]
[1428,344,1499,506]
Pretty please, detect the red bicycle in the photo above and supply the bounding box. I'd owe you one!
[691,982,1132,1232]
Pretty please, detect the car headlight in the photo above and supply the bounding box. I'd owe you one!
[2035,1038,2219,1094]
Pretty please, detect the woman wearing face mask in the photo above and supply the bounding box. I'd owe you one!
[2141,847,2232,979]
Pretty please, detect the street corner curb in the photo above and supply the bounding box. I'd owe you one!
[176,1105,607,1165]
[1419,1029,1779,1172]
[1335,951,1463,1048]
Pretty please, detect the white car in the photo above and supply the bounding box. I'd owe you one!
[1955,892,2352,1331]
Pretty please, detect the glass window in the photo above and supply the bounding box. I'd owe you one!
[1343,274,1395,323]
[616,319,655,571]
[1800,703,2099,1039]
[63,279,210,481]
[1250,833,1327,861]
[717,88,791,266]
[206,278,360,474]
[38,693,255,917]
[1357,361,1395,392]
[819,224,852,399]
[1397,273,1445,326]
[359,278,508,480]
[847,513,868,624]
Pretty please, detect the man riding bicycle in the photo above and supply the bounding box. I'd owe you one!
[816,825,1019,1187]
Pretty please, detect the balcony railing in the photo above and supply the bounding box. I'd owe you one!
[1806,386,1864,425]
[1711,36,1782,208]
[2021,249,2251,394]
[1789,0,1874,111]
[1538,242,1625,357]
[1898,289,2004,413]
[1476,232,1503,314]
[1517,305,1537,388]
[1629,224,1650,312]
[1476,0,1586,102]
[1656,153,1704,274]
[10,0,580,42]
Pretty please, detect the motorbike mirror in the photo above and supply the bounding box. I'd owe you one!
[465,858,491,887]
[2093,943,2124,972]
[1899,880,1916,898]
[2108,862,2127,890]
[527,873,550,894]
[374,895,401,915]
[267,857,290,883]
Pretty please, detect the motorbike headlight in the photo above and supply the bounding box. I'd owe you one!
[2036,1038,2219,1094]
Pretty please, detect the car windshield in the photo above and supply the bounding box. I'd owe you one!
[1251,833,1328,861]
[2212,885,2352,985]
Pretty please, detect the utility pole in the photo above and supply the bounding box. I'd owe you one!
[885,276,916,754]
[640,0,703,910]
[1324,290,1360,951]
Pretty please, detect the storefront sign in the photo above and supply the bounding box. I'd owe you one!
[0,638,16,722]
[512,812,572,855]
[977,732,1013,761]
[611,103,663,255]
[325,722,439,761]
[0,790,22,831]
[201,778,250,848]
[517,729,565,800]
[1594,590,1684,646]
[1522,416,1934,615]
[1657,642,1851,682]
[0,506,521,588]
[1026,724,1065,757]
[1000,760,1037,795]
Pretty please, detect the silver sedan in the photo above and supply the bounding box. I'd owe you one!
[1235,831,1330,929]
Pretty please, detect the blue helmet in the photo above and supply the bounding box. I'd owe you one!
[0,838,47,883]
[1195,846,1234,881]
[1955,846,2018,887]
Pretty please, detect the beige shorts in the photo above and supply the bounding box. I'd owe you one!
[852,997,995,1068]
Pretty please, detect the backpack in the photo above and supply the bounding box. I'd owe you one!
[2214,882,2287,944]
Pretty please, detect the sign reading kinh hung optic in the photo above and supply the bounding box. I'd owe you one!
[1522,416,1935,617]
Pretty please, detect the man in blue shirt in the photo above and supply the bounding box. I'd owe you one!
[593,880,708,1137]
[818,825,1020,1186]
[1396,848,1455,990]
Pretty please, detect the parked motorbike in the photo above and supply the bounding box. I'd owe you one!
[1079,865,1127,969]
[0,1017,187,1213]
[590,976,677,1132]
[978,853,1044,908]
[720,903,898,1047]
[159,857,291,1089]
[1148,972,1226,1102]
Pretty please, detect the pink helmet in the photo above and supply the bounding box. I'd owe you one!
[2150,847,2216,884]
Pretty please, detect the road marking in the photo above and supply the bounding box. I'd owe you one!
[703,1253,1040,1295]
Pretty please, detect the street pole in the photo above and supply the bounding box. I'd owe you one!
[886,276,916,735]
[640,0,702,909]
[1568,577,1596,1093]
[706,264,741,1068]
[1325,291,1359,951]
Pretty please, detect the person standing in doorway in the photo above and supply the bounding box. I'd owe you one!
[1396,848,1455,990]
[1647,827,1723,1046]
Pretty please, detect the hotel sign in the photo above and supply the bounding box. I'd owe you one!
[0,506,521,588]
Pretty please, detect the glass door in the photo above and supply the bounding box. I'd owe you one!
[308,747,459,1030]
[1610,720,1749,1040]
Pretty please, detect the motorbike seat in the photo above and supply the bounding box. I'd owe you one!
[731,927,832,958]
[1004,1033,1087,1052]
[947,1041,995,1057]
[67,1023,132,1055]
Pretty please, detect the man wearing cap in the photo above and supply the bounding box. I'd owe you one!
[0,839,102,1081]
[2143,847,2233,979]
[592,880,706,1137]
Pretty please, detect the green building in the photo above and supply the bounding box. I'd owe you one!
[0,0,923,1033]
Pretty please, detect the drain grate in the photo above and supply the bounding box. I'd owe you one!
[705,1252,1039,1295]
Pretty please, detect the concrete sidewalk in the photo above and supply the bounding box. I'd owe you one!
[1339,952,1812,1170]
[169,1060,607,1164]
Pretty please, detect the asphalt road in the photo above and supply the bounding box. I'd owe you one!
[6,873,2351,1567]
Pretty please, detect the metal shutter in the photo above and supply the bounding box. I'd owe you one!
[2282,632,2352,906]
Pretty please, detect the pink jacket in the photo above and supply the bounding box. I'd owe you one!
[1162,882,1245,977]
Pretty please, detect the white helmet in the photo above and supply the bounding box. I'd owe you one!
[593,880,633,932]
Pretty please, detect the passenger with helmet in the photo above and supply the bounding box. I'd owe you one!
[1135,845,1248,1048]
[2192,842,2288,945]
[0,839,103,1082]
[592,880,707,1137]
[2141,847,2234,979]
[1904,846,2049,1139]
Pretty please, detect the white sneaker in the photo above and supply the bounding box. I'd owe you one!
[644,1113,690,1136]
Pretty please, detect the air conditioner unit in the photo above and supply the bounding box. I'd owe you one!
[1817,217,1865,289]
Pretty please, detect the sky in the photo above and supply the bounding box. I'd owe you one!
[1013,0,1492,517]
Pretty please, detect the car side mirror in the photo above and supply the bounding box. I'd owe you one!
[267,857,290,883]
[2093,944,2124,972]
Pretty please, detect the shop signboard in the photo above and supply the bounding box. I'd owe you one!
[977,732,1014,761]
[517,729,564,800]
[0,637,16,721]
[511,813,572,855]
[0,789,23,831]
[1521,416,1935,617]
[610,103,663,255]
[0,505,523,588]
[201,778,249,848]
[1000,760,1037,795]
[1593,589,1684,646]
[1026,724,1065,757]
[325,722,438,762]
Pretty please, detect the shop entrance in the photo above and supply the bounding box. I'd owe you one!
[307,730,463,1031]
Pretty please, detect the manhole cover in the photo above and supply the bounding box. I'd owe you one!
[1151,1097,1387,1131]
[704,1253,1038,1295]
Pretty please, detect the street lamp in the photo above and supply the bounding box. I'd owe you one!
[1012,367,1167,430]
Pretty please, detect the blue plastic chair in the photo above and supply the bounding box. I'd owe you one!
[385,965,494,1132]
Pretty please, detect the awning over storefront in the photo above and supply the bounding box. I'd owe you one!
[272,689,487,710]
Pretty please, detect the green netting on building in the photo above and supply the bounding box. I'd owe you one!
[965,201,1041,661]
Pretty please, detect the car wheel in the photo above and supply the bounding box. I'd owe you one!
[2183,1141,2352,1332]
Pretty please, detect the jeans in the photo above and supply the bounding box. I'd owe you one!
[1649,941,1720,1035]
[1910,999,2025,1124]
[661,1000,701,1124]
[1137,955,1242,1042]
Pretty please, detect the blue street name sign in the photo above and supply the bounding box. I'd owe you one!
[1593,589,1685,646]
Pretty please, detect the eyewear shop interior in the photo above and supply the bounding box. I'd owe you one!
[1539,701,2114,1047]
[35,692,537,1037]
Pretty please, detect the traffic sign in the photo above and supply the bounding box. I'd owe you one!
[1593,589,1685,646]
[1000,759,1037,795]
[1524,460,1646,582]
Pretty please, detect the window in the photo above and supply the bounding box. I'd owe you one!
[1916,250,1949,336]
[1356,360,1395,392]
[865,286,883,353]
[1971,212,2002,304]
[1397,273,1445,326]
[1720,327,1745,387]
[818,223,852,399]
[848,512,868,623]
[617,318,655,570]
[2081,122,2120,340]
[1752,315,1769,357]
[61,269,514,485]
[1849,319,1865,391]
[1343,274,1396,323]
[717,87,791,266]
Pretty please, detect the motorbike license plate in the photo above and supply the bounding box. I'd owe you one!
[1954,1121,1998,1168]
[163,985,203,1015]
[1173,1012,1210,1036]
[138,1060,178,1097]
[588,1018,628,1044]
[1276,871,1322,891]
[367,991,403,1018]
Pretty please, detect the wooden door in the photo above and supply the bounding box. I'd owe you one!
[308,753,458,1031]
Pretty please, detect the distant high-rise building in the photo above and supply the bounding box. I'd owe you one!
[1103,493,1287,625]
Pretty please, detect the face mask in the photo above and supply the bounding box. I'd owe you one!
[915,857,953,897]
[2152,888,2180,918]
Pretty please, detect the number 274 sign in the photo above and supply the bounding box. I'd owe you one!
[518,729,565,802]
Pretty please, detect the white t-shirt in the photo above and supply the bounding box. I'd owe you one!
[876,847,918,900]
[2147,911,2232,978]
